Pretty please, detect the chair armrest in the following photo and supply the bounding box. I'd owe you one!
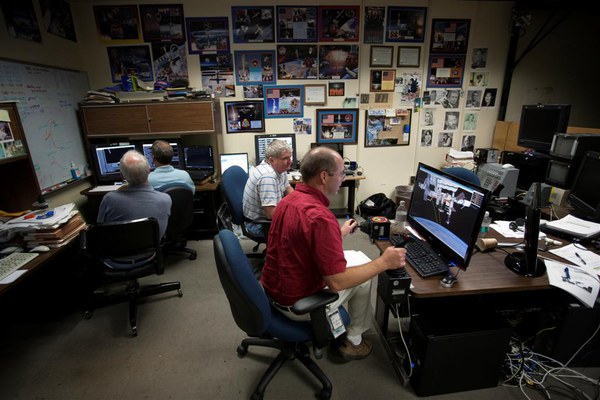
[291,289,339,315]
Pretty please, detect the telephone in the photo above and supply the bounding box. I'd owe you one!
[477,163,519,198]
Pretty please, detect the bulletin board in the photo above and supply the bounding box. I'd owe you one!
[0,58,90,194]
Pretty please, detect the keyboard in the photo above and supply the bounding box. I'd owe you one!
[390,235,449,277]
[188,170,212,182]
[0,252,39,281]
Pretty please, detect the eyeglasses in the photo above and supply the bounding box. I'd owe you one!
[327,170,346,179]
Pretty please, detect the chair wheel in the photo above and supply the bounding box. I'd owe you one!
[318,389,332,400]
[177,289,183,297]
[189,253,197,260]
[251,391,263,400]
[83,310,93,320]
[131,326,138,337]
[237,345,248,357]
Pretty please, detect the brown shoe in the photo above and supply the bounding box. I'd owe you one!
[338,338,372,361]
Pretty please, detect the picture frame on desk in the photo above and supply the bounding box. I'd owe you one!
[316,108,358,144]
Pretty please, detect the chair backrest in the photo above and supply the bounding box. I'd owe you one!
[445,167,481,186]
[160,184,194,239]
[80,218,160,260]
[221,165,248,226]
[213,230,270,336]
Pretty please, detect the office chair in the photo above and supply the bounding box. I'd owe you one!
[445,167,481,186]
[160,183,197,260]
[80,218,182,336]
[220,165,271,253]
[213,230,349,400]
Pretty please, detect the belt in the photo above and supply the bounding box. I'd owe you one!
[270,300,293,312]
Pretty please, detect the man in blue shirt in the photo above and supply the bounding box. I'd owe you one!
[148,140,195,194]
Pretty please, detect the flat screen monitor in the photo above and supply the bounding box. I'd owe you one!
[517,104,571,153]
[224,100,265,133]
[141,141,181,170]
[254,134,297,170]
[220,153,249,174]
[92,143,136,183]
[183,145,214,172]
[407,163,491,270]
[568,151,600,222]
[310,142,344,158]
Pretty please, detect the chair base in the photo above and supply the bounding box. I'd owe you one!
[238,338,333,400]
[84,278,182,336]
[164,239,197,260]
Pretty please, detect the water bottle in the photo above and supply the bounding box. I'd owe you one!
[391,201,407,236]
[479,211,491,238]
[70,162,80,180]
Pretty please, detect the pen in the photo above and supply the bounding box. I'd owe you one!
[575,252,587,265]
[564,267,570,280]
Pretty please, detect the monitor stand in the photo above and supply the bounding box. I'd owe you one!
[504,252,546,277]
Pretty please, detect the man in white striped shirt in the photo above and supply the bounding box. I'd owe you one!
[243,140,294,237]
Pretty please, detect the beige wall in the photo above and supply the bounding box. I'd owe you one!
[3,0,515,212]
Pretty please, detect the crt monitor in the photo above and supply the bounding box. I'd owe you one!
[92,143,136,183]
[568,151,600,222]
[183,145,214,172]
[408,163,491,270]
[254,134,297,170]
[517,104,571,153]
[220,153,249,174]
[141,141,181,169]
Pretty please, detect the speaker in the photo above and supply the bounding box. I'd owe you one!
[409,312,512,396]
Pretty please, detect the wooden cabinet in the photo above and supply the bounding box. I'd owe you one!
[80,100,219,137]
[0,102,41,212]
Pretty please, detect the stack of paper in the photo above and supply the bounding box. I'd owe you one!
[22,213,86,248]
[545,259,599,308]
[542,214,600,239]
[0,203,77,242]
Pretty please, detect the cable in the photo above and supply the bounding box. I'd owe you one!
[393,303,413,378]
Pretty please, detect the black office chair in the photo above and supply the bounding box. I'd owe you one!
[220,165,271,253]
[80,218,182,336]
[213,230,349,400]
[160,183,197,260]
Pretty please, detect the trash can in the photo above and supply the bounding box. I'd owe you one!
[395,185,413,209]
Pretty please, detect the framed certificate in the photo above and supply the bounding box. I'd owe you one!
[369,46,393,67]
[304,84,327,106]
[397,46,421,67]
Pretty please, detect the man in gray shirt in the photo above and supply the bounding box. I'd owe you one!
[98,150,172,238]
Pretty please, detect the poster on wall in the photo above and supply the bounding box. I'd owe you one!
[276,45,318,80]
[427,54,465,88]
[152,42,188,84]
[200,53,234,97]
[231,6,275,43]
[39,0,77,42]
[234,50,276,85]
[276,6,317,42]
[185,17,230,54]
[318,6,360,42]
[139,4,185,42]
[264,85,304,118]
[107,45,153,82]
[318,45,359,79]
[430,19,470,54]
[93,5,142,43]
[1,1,42,42]
[364,6,385,44]
[385,7,427,43]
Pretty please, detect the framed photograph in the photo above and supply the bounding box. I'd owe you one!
[139,4,185,42]
[316,109,359,144]
[185,17,230,54]
[0,121,14,141]
[231,6,274,43]
[430,19,470,54]
[365,109,412,147]
[93,5,141,43]
[397,46,421,67]
[329,82,345,97]
[364,6,385,44]
[234,50,276,86]
[304,84,327,106]
[370,69,396,92]
[319,45,359,79]
[276,6,317,42]
[370,46,393,67]
[264,85,304,118]
[427,54,466,88]
[318,6,360,42]
[107,45,153,82]
[385,7,427,43]
[276,45,318,80]
[224,100,265,134]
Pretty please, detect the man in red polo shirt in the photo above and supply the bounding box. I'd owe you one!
[261,147,406,361]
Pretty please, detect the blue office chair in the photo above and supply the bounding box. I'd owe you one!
[213,230,349,400]
[445,167,481,186]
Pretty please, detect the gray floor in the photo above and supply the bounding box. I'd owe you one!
[0,225,597,399]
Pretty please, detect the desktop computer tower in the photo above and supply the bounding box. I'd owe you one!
[408,312,512,396]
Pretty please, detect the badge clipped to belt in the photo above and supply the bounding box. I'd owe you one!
[327,307,346,338]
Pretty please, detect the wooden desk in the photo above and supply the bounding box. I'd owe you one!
[290,174,366,218]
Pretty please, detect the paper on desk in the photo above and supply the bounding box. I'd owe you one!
[545,260,600,308]
[0,269,27,284]
[550,243,600,272]
[491,221,546,239]
[344,250,372,268]
[0,203,75,242]
[544,214,600,238]
[88,184,124,193]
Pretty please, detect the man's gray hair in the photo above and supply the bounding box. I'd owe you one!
[120,150,150,185]
[300,146,339,181]
[265,139,292,159]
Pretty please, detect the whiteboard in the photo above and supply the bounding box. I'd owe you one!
[0,59,90,194]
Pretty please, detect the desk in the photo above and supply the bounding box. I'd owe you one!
[290,174,365,218]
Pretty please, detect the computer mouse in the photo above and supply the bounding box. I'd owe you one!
[30,245,50,253]
[0,246,24,255]
[440,275,458,288]
[502,163,515,169]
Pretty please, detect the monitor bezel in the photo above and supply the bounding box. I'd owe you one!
[517,104,571,153]
[91,143,136,184]
[254,133,298,170]
[224,100,266,134]
[182,144,215,172]
[567,151,600,222]
[407,163,491,270]
[220,152,249,174]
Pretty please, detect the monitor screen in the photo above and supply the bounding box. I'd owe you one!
[92,143,136,183]
[254,134,297,170]
[224,100,265,133]
[141,142,181,170]
[408,163,491,269]
[220,153,249,174]
[183,145,214,171]
[517,104,571,153]
[568,151,600,222]
[310,142,344,158]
